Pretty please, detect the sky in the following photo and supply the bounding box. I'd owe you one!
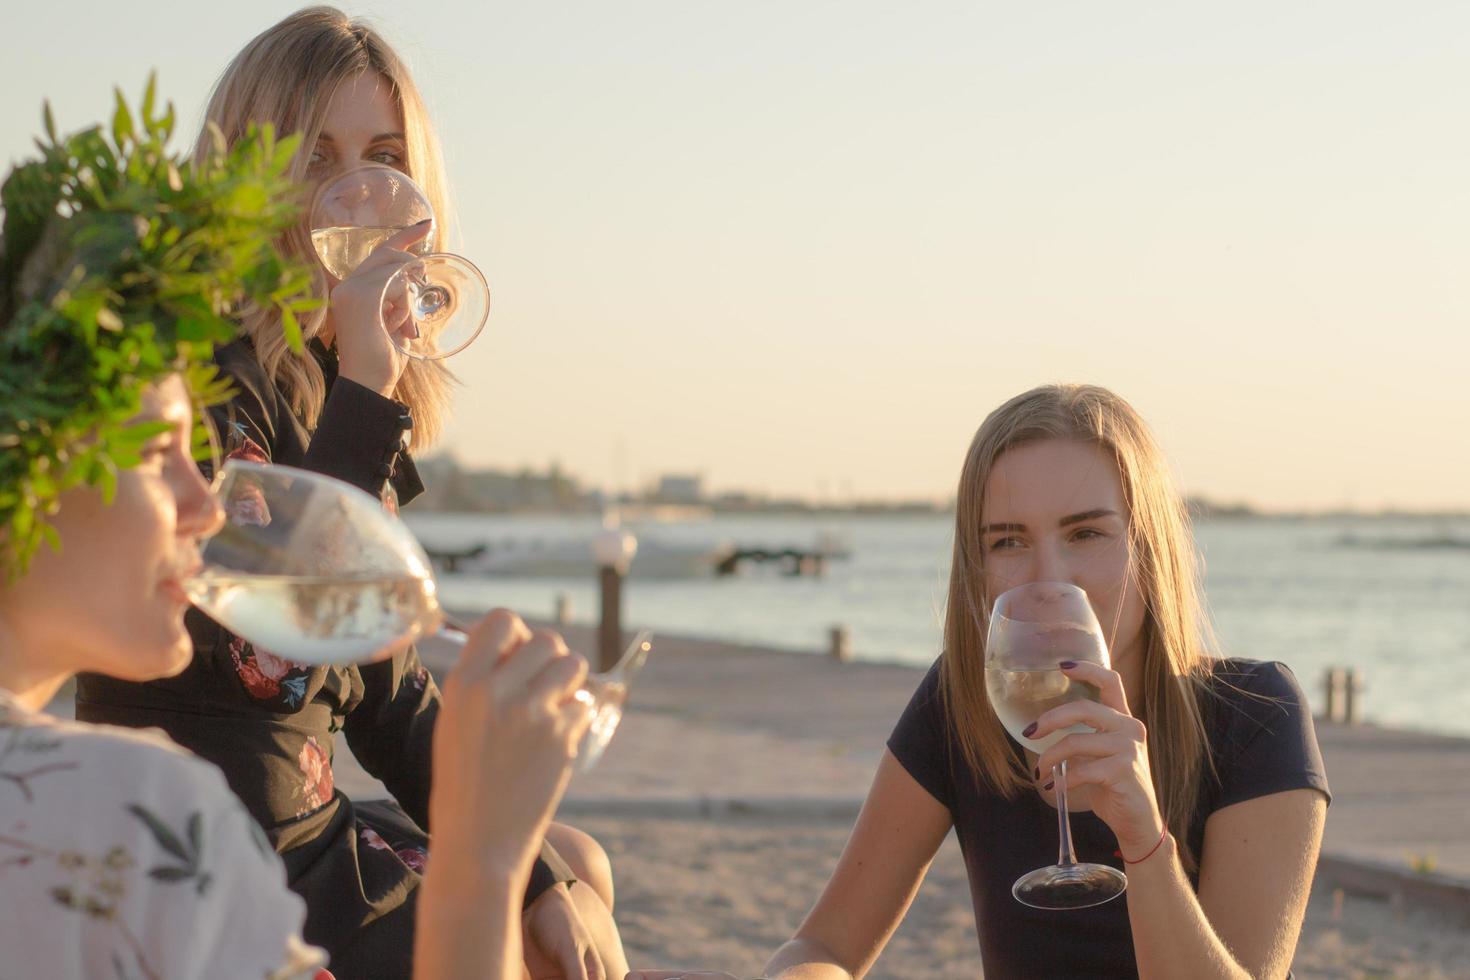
[4,2,1468,510]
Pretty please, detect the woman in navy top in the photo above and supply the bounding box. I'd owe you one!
[636,384,1329,980]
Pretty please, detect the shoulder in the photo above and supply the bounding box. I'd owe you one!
[1206,657,1306,695]
[214,338,279,403]
[0,708,323,977]
[1196,658,1331,808]
[1200,658,1313,736]
[895,658,947,730]
[2,708,245,812]
[887,658,958,806]
[214,337,266,382]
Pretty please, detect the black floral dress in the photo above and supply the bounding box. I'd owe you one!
[77,339,573,978]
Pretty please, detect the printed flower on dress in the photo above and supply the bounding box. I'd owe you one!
[229,638,310,707]
[296,737,334,815]
[358,827,427,873]
[406,665,429,694]
[395,845,427,873]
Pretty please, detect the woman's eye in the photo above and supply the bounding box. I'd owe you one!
[369,148,403,166]
[1071,527,1106,543]
[987,537,1022,552]
[140,441,172,463]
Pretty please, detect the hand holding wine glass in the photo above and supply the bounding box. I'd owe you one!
[985,581,1129,908]
[185,460,651,771]
[1030,657,1167,871]
[428,609,592,882]
[311,164,490,363]
[325,217,433,398]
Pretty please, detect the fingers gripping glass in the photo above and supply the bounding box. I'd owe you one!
[985,581,1128,909]
[184,461,648,770]
[309,165,490,361]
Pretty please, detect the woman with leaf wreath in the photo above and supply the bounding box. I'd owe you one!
[74,9,629,979]
[0,83,593,980]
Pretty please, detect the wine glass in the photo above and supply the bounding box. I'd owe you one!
[309,164,490,361]
[984,581,1128,909]
[183,460,647,770]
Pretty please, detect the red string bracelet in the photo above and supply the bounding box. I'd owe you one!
[1115,827,1170,865]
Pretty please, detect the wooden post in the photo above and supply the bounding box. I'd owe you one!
[829,625,851,663]
[554,592,572,627]
[1323,667,1346,723]
[1343,668,1363,726]
[598,565,623,673]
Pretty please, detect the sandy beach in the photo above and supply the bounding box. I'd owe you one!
[371,622,1470,979]
[565,810,1470,980]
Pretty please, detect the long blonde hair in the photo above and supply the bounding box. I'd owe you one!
[940,384,1215,871]
[196,6,453,446]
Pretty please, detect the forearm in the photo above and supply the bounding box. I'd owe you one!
[303,376,412,495]
[763,938,856,980]
[415,863,524,980]
[1127,838,1251,980]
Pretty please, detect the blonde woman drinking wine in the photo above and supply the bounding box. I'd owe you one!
[633,384,1329,980]
[0,90,592,980]
[74,9,626,977]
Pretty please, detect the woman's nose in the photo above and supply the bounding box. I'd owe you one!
[178,464,225,539]
[1028,542,1072,586]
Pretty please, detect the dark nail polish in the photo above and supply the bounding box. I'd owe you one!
[1033,766,1040,779]
[1021,722,1038,738]
[1043,780,1054,790]
[413,217,433,228]
[1059,660,1077,669]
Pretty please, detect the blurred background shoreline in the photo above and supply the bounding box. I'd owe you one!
[409,507,1470,739]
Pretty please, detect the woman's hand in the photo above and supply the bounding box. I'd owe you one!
[327,218,432,398]
[427,610,592,889]
[1029,660,1165,859]
[525,883,605,980]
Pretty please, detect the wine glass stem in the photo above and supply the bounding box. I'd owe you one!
[1053,760,1079,868]
[436,623,609,686]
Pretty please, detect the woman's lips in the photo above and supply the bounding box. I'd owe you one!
[159,559,202,605]
[160,579,192,605]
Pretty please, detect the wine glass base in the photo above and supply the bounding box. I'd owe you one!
[1012,862,1127,910]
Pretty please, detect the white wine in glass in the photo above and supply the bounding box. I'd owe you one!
[986,581,1127,910]
[184,461,648,770]
[310,225,427,281]
[986,663,1100,754]
[309,165,490,360]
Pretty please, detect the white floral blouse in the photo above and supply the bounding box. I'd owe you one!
[0,689,328,979]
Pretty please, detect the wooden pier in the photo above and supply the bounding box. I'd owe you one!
[714,544,850,577]
[423,543,487,572]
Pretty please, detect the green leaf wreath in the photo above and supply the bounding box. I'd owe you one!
[0,74,319,579]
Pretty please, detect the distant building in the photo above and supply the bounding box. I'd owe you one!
[411,456,595,512]
[656,474,704,503]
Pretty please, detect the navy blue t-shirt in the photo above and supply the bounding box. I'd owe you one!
[886,658,1330,979]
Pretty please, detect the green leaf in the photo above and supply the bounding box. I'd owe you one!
[1,75,315,580]
[126,804,193,865]
[147,866,194,883]
[112,419,170,447]
[141,72,157,129]
[279,304,303,351]
[186,812,202,855]
[111,89,134,150]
